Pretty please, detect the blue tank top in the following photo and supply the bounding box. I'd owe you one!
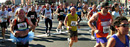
[76,7,82,15]
[63,8,67,16]
[110,34,129,47]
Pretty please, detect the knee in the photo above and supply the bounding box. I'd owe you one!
[94,45,100,47]
[94,44,101,47]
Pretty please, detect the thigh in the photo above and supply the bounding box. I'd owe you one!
[49,19,52,25]
[100,42,107,47]
[59,21,63,25]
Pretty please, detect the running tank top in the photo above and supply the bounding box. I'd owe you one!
[90,10,97,17]
[110,34,129,47]
[14,18,29,31]
[45,8,52,19]
[67,14,78,31]
[96,12,112,38]
[58,8,64,16]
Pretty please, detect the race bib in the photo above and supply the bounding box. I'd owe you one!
[2,16,7,22]
[71,21,76,26]
[101,21,110,26]
[46,14,50,18]
[17,22,27,30]
[60,12,64,15]
[27,17,30,20]
[78,9,82,12]
[103,26,110,33]
[31,15,35,19]
[0,17,3,23]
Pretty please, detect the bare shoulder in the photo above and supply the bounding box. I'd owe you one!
[107,37,116,47]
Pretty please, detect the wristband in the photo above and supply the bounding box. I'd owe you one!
[67,26,70,29]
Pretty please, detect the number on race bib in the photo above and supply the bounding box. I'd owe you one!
[31,15,35,19]
[103,26,110,33]
[71,21,76,26]
[17,22,27,30]
[60,12,64,15]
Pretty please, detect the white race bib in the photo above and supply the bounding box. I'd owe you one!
[71,21,76,26]
[2,16,7,22]
[78,9,82,12]
[31,15,35,19]
[17,22,27,30]
[46,14,50,18]
[103,26,110,33]
[60,12,64,15]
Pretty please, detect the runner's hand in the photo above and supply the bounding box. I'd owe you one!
[14,33,18,37]
[67,26,72,30]
[95,30,100,34]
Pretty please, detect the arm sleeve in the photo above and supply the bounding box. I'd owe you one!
[42,10,45,15]
[35,12,37,18]
[51,9,53,13]
[27,12,30,17]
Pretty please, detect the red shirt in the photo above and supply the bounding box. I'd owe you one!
[96,12,112,38]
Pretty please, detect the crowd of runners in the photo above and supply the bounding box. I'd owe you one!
[0,1,130,47]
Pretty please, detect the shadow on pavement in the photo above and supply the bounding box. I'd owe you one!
[29,44,46,47]
[0,41,16,47]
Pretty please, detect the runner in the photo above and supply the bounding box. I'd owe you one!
[110,3,122,35]
[62,4,68,30]
[64,7,80,47]
[42,4,53,36]
[55,3,65,33]
[0,5,9,42]
[27,6,38,32]
[107,16,129,47]
[9,6,15,24]
[88,2,113,47]
[10,8,34,47]
[36,5,41,26]
[82,5,88,19]
[87,4,98,40]
[76,3,82,23]
[68,3,73,14]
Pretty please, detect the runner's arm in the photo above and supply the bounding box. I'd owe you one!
[55,8,60,15]
[51,9,53,19]
[87,11,91,20]
[64,16,68,27]
[10,19,15,34]
[88,13,98,30]
[41,10,45,18]
[27,19,35,31]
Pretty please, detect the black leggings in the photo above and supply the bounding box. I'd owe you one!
[78,15,82,23]
[45,18,52,33]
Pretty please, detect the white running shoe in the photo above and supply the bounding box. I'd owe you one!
[62,26,64,30]
[56,29,59,33]
[59,29,62,33]
[91,35,95,40]
[67,38,70,44]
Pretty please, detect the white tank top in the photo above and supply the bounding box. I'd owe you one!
[45,8,52,19]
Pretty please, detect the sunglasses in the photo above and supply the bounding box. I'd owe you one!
[119,24,129,27]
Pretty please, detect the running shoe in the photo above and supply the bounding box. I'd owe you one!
[62,26,64,30]
[56,29,59,33]
[59,29,62,33]
[91,35,95,40]
[67,38,70,44]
